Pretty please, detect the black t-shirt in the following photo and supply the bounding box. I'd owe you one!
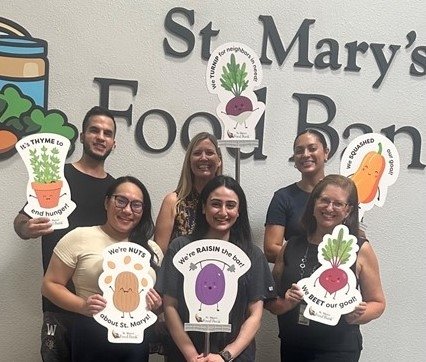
[157,236,276,361]
[20,163,115,313]
[277,235,364,352]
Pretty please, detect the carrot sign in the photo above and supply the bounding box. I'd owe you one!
[340,133,400,221]
[351,142,386,203]
[297,225,362,326]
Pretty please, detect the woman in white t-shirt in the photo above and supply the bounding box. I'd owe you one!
[42,176,163,362]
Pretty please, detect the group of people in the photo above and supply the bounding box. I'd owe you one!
[14,107,385,362]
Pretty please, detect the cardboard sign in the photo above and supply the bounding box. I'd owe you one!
[15,133,76,229]
[340,133,400,221]
[94,242,157,343]
[206,42,265,141]
[173,239,251,333]
[297,225,362,326]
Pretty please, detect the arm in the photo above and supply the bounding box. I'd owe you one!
[266,242,304,315]
[146,288,163,314]
[264,224,285,263]
[41,253,106,316]
[14,213,53,240]
[345,242,386,325]
[217,300,264,360]
[163,294,200,362]
[154,192,177,254]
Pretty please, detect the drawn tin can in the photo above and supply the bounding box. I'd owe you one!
[0,19,48,107]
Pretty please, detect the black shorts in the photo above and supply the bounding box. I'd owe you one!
[41,311,74,362]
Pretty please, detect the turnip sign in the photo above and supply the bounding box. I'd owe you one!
[206,42,265,141]
[297,225,362,326]
[173,239,251,333]
[94,242,157,343]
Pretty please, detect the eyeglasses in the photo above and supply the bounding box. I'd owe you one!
[112,195,143,213]
[316,197,348,211]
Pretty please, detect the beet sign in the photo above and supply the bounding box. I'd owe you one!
[220,54,253,117]
[317,228,354,297]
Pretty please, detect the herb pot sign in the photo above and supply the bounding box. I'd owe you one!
[31,180,63,208]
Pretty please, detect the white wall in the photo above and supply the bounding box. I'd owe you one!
[1,1,425,361]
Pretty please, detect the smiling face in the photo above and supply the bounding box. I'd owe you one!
[313,184,352,234]
[81,115,116,161]
[293,133,329,176]
[203,186,239,240]
[104,181,143,240]
[190,138,221,181]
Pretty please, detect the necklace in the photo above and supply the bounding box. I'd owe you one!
[299,243,320,279]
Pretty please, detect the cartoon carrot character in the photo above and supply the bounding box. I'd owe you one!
[315,228,353,298]
[351,142,386,203]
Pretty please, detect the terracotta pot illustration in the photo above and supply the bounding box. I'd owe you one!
[31,180,63,208]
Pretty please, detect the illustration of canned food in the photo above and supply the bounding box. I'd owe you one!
[0,17,48,107]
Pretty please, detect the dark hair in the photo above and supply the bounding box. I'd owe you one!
[105,176,158,267]
[82,106,116,135]
[289,129,329,161]
[301,174,359,238]
[192,175,253,253]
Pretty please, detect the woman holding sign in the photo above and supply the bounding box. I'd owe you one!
[264,129,329,263]
[158,175,275,362]
[265,175,385,362]
[42,176,163,362]
[155,132,223,254]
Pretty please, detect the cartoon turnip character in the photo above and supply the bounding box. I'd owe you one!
[220,54,254,129]
[315,228,353,298]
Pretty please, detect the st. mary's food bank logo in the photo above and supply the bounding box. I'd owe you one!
[0,17,77,160]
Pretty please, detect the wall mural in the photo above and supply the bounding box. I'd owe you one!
[0,17,77,161]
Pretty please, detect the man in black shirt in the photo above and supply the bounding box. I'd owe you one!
[14,106,117,362]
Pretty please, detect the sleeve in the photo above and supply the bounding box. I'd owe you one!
[247,246,277,302]
[53,229,80,269]
[265,189,289,227]
[155,238,182,297]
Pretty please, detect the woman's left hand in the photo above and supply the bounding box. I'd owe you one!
[146,288,162,312]
[344,301,367,324]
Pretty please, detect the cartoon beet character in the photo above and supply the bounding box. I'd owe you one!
[195,263,226,311]
[351,142,386,204]
[315,228,353,298]
[220,54,253,128]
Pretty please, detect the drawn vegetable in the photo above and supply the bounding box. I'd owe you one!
[195,263,225,306]
[220,54,252,116]
[0,128,18,153]
[351,143,386,203]
[113,271,140,313]
[0,84,78,159]
[30,146,61,184]
[318,228,353,296]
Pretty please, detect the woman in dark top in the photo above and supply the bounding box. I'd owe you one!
[158,175,275,362]
[266,175,385,362]
[264,129,329,263]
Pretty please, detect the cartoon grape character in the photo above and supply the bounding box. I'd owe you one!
[195,263,226,311]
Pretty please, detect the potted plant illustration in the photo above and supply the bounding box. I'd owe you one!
[29,145,63,208]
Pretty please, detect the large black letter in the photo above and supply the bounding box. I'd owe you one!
[293,93,339,158]
[410,46,426,76]
[259,16,314,67]
[135,109,176,153]
[93,78,138,126]
[163,7,195,57]
[200,22,220,61]
[381,125,425,169]
[180,112,222,149]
